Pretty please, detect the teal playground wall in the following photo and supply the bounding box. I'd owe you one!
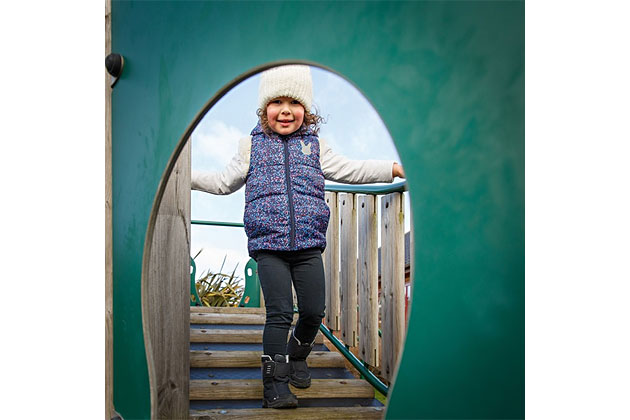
[111,1,524,418]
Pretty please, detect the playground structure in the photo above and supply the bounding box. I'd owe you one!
[106,1,524,419]
[186,177,408,417]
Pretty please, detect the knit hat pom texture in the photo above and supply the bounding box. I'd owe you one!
[258,65,312,112]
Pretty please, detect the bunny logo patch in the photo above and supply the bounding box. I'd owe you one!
[300,140,312,156]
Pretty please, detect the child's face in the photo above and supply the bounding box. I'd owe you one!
[266,96,305,136]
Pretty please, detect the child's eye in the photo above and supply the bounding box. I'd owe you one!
[291,100,300,104]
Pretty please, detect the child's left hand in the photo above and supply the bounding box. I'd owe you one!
[393,162,405,178]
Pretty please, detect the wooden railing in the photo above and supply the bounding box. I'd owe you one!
[322,183,409,383]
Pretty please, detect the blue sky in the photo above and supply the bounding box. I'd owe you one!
[190,66,409,280]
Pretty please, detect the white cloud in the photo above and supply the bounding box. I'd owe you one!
[192,119,245,169]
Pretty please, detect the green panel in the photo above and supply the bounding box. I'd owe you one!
[111,1,523,418]
[240,258,260,308]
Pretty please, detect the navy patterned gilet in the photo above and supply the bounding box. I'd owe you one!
[244,123,330,257]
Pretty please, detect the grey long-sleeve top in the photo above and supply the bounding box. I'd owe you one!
[192,136,395,195]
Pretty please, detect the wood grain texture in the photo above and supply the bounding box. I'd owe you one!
[357,195,379,367]
[380,192,406,382]
[323,192,340,330]
[190,306,265,314]
[190,350,345,368]
[190,312,297,325]
[189,379,374,400]
[190,328,323,344]
[105,1,113,418]
[189,406,384,419]
[409,207,415,323]
[339,193,358,347]
[145,142,191,418]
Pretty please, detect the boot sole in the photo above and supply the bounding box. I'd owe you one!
[263,396,298,409]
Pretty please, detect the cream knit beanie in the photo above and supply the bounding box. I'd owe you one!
[258,65,312,112]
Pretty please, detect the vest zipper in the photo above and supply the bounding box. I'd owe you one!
[283,139,296,249]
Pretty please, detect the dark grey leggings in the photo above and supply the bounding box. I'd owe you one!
[256,248,326,357]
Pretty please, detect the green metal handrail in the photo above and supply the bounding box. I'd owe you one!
[319,323,389,396]
[191,181,407,227]
[191,220,244,227]
[324,180,407,194]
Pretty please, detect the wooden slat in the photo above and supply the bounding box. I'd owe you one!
[105,1,113,418]
[146,143,192,418]
[339,193,358,347]
[189,379,374,400]
[190,350,345,368]
[357,195,379,367]
[190,329,323,344]
[190,312,297,325]
[189,406,385,419]
[323,191,340,330]
[190,306,266,314]
[380,192,406,382]
[145,141,191,418]
[409,204,415,323]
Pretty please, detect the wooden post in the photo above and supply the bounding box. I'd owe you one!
[323,192,340,330]
[380,192,405,382]
[144,142,191,418]
[357,195,379,367]
[408,197,415,323]
[339,193,358,347]
[105,1,114,418]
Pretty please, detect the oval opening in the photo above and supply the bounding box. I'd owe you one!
[144,62,413,412]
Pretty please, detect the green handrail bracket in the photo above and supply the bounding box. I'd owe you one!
[190,257,202,306]
[239,258,261,307]
[319,323,389,397]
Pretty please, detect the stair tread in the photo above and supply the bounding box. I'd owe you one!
[191,312,297,325]
[191,306,266,314]
[189,406,384,419]
[190,350,345,368]
[191,328,323,344]
[189,379,375,400]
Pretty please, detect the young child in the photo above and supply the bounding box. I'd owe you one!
[192,65,405,409]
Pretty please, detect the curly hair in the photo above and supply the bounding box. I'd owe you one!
[256,105,325,136]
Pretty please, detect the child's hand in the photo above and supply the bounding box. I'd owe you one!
[393,162,405,178]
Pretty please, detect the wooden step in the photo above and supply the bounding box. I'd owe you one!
[190,312,298,325]
[189,406,385,419]
[191,328,323,344]
[189,379,375,400]
[190,350,345,368]
[191,306,266,314]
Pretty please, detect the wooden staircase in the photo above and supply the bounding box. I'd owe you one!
[189,306,385,419]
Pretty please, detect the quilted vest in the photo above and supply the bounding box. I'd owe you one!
[244,123,330,257]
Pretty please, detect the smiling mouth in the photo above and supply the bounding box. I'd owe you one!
[278,120,294,123]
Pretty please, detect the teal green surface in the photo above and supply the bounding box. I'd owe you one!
[111,1,524,418]
[190,257,201,306]
[240,258,261,308]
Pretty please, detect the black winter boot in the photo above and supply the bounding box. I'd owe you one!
[287,330,314,388]
[261,354,298,409]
